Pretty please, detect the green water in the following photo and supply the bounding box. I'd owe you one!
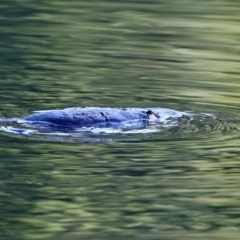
[1,0,240,239]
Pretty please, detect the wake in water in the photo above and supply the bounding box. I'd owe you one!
[0,107,216,142]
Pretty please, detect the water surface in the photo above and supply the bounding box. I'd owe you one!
[1,0,240,239]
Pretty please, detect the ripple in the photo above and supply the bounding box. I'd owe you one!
[1,111,240,143]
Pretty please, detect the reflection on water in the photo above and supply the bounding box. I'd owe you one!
[1,0,240,239]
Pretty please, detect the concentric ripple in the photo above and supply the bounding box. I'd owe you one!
[157,114,240,143]
[1,109,240,142]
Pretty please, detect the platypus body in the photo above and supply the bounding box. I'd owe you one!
[0,107,189,130]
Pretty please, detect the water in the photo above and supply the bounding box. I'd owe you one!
[1,0,240,239]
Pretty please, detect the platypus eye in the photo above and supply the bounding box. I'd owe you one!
[146,110,154,115]
[145,110,159,120]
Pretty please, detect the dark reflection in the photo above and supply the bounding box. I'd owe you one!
[1,0,240,239]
